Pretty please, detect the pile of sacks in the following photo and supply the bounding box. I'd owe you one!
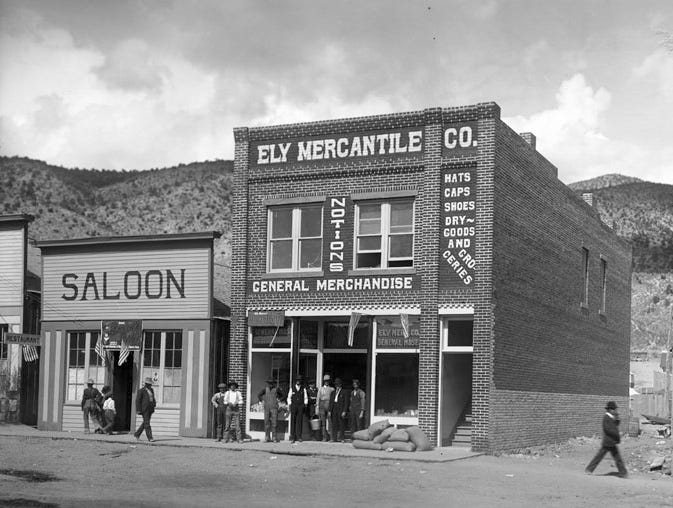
[351,420,433,452]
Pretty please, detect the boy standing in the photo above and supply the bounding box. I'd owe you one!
[223,380,243,443]
[211,383,228,441]
[101,387,116,435]
[585,401,628,478]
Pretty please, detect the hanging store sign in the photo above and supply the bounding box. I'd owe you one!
[101,320,142,350]
[439,165,476,288]
[4,333,41,345]
[248,310,285,327]
[252,127,424,166]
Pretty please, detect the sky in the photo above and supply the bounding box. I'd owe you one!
[0,0,672,185]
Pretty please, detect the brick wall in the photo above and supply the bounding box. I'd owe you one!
[488,120,632,450]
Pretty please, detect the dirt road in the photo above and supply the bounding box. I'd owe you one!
[0,434,671,507]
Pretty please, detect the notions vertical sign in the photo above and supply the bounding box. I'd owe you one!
[440,166,476,288]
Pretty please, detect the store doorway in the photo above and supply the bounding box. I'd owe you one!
[440,353,473,446]
[20,352,40,426]
[112,351,134,432]
[322,353,368,391]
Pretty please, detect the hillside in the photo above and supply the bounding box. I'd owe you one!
[2,159,673,352]
[0,156,233,303]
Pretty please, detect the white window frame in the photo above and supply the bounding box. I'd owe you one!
[354,200,414,269]
[141,330,182,408]
[267,205,323,272]
[65,331,104,404]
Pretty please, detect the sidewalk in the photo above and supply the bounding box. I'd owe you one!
[0,422,482,463]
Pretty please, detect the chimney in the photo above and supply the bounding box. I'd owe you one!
[582,192,596,207]
[519,132,536,150]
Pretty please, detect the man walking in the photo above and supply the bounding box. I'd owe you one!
[287,374,308,443]
[134,377,156,442]
[585,401,628,478]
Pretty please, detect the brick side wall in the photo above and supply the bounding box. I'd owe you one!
[489,120,632,450]
[492,391,629,451]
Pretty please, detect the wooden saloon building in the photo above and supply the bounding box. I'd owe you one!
[230,103,632,451]
[35,232,228,437]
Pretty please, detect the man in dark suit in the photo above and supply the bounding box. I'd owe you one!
[585,401,627,477]
[329,377,348,442]
[134,377,156,442]
[286,374,307,443]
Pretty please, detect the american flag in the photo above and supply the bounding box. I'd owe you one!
[347,312,361,347]
[22,345,39,362]
[94,336,106,366]
[118,339,129,366]
[400,313,410,339]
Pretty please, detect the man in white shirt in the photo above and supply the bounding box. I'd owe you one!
[317,374,334,441]
[223,380,244,443]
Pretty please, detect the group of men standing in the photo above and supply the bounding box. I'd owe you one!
[259,373,366,443]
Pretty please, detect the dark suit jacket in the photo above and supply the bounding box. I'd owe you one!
[329,387,348,413]
[601,413,621,447]
[136,386,156,415]
[348,388,366,415]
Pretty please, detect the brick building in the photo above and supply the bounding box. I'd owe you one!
[230,103,631,452]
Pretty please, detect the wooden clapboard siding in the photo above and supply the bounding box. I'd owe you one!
[0,228,24,306]
[41,246,210,321]
[62,404,83,433]
[135,408,180,437]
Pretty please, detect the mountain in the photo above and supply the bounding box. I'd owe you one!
[2,158,672,352]
[0,156,233,303]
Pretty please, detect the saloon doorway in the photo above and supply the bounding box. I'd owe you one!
[111,351,134,432]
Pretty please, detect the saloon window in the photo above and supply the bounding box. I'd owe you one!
[355,200,414,269]
[268,205,323,272]
[142,331,182,407]
[66,331,105,402]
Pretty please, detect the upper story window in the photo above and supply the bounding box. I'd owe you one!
[268,205,323,272]
[581,247,589,307]
[355,200,414,269]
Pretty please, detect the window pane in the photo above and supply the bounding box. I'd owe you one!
[447,320,473,347]
[358,236,381,251]
[251,322,291,348]
[250,352,291,411]
[152,350,160,367]
[271,208,293,238]
[173,350,182,368]
[164,350,174,367]
[359,219,381,235]
[300,206,322,237]
[357,252,381,268]
[153,334,161,350]
[143,350,152,366]
[359,204,381,221]
[165,334,174,350]
[375,353,419,417]
[77,333,86,349]
[390,202,413,228]
[299,239,322,269]
[174,333,182,350]
[389,235,413,258]
[270,240,292,270]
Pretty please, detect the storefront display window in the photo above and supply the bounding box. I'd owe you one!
[374,353,418,417]
[251,323,291,349]
[299,320,318,349]
[249,352,290,412]
[66,331,105,402]
[142,331,182,407]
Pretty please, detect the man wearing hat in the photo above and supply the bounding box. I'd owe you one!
[80,378,103,434]
[222,380,244,443]
[317,374,334,441]
[257,377,283,442]
[211,382,228,442]
[585,401,628,477]
[286,374,308,443]
[134,377,156,442]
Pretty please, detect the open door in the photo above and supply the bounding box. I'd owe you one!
[112,351,134,432]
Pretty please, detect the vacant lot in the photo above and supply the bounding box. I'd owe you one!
[0,434,671,507]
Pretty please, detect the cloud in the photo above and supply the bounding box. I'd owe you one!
[633,48,673,101]
[504,74,673,184]
[95,39,169,92]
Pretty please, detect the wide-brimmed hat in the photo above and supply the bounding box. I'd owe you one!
[605,401,618,410]
[144,377,153,385]
[86,378,95,385]
[322,374,331,381]
[334,377,342,385]
[295,374,303,382]
[217,383,227,389]
[265,377,276,384]
[228,380,239,388]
